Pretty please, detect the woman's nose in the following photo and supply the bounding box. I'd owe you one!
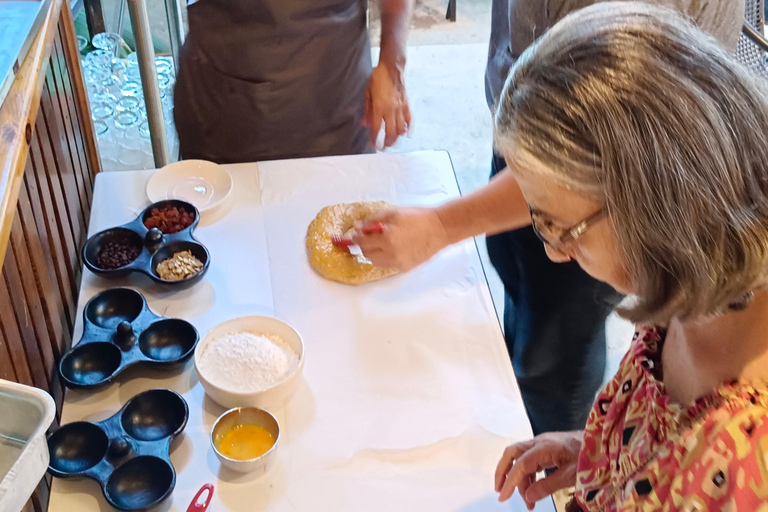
[545,244,572,263]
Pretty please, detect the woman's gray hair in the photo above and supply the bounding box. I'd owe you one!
[494,1,768,324]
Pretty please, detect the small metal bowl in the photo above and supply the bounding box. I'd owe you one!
[210,407,279,474]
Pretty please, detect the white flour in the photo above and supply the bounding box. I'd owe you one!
[198,332,298,392]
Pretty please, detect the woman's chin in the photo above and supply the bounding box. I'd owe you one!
[581,266,631,295]
[603,278,634,296]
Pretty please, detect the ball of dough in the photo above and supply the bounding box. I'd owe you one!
[306,202,399,285]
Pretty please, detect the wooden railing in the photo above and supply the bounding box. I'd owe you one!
[0,0,100,510]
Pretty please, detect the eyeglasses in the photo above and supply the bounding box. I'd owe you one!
[528,205,606,254]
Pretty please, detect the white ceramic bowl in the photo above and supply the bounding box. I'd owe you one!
[146,160,233,215]
[210,407,279,474]
[194,316,304,410]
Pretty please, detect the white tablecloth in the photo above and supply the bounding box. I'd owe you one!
[48,151,553,512]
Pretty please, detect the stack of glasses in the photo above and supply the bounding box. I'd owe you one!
[83,32,179,171]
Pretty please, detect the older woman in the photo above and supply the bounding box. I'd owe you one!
[492,2,768,510]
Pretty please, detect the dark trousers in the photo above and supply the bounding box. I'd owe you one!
[487,155,621,435]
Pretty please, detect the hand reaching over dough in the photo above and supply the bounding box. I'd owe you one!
[306,202,400,285]
[351,207,450,271]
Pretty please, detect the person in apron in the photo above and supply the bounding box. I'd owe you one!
[174,0,412,163]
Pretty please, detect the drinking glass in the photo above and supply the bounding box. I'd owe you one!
[125,66,142,82]
[77,35,88,54]
[155,58,173,76]
[116,96,141,114]
[111,58,126,82]
[120,80,143,98]
[92,32,122,57]
[114,110,143,168]
[126,52,139,67]
[91,102,114,122]
[138,119,154,168]
[84,49,112,69]
[93,120,109,143]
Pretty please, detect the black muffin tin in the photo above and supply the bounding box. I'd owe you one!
[59,288,199,389]
[83,199,210,287]
[48,389,188,511]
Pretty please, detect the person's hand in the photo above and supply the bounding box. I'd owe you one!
[495,431,583,510]
[351,207,448,271]
[363,63,411,148]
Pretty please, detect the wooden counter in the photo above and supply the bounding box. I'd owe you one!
[0,0,100,510]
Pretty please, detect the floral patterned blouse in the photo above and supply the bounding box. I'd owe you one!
[570,327,768,511]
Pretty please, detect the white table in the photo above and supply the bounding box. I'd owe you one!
[48,151,554,512]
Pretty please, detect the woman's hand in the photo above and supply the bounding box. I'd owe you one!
[352,207,449,271]
[495,431,583,510]
[363,63,411,148]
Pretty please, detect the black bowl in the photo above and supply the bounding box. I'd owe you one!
[83,228,144,277]
[81,200,209,289]
[84,288,145,329]
[149,240,210,287]
[140,200,199,235]
[105,456,175,511]
[60,342,122,388]
[48,389,188,511]
[138,319,198,363]
[48,422,109,476]
[121,389,188,442]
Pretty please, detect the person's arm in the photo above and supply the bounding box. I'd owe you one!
[364,0,413,147]
[378,0,410,76]
[435,165,530,244]
[352,166,532,270]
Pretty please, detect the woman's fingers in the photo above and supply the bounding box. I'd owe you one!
[524,466,577,505]
[495,440,535,492]
[495,433,582,505]
[383,110,399,147]
[498,442,561,502]
[369,103,383,147]
[348,208,448,271]
[395,109,407,140]
[517,473,536,510]
[362,249,393,267]
[403,101,412,133]
[354,233,386,252]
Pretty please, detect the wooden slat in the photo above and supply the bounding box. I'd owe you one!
[39,76,86,246]
[32,100,80,299]
[17,181,69,413]
[0,310,18,380]
[9,207,57,387]
[32,470,51,512]
[0,272,34,386]
[17,180,69,360]
[46,36,90,228]
[45,40,89,223]
[59,2,101,178]
[4,238,49,391]
[21,496,36,512]
[26,136,76,328]
[52,24,93,209]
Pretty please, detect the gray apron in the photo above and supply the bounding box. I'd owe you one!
[174,0,372,163]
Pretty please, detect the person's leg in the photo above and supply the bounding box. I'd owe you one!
[486,155,620,435]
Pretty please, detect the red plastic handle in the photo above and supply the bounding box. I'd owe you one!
[187,484,214,512]
[361,222,385,235]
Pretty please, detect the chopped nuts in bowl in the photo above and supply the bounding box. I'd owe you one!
[150,241,210,287]
[156,250,204,281]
